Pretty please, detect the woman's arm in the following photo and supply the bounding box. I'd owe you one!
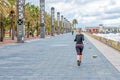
[82,34,85,41]
[74,35,77,42]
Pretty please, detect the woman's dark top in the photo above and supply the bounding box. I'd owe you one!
[74,34,84,44]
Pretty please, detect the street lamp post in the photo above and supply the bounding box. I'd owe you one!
[40,0,45,38]
[57,12,60,35]
[17,0,25,43]
[10,10,15,40]
[51,7,55,36]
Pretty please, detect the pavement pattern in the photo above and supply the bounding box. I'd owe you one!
[0,33,120,80]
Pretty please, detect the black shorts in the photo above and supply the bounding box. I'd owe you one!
[76,46,84,55]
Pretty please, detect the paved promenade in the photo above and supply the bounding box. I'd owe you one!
[84,33,120,72]
[0,33,120,80]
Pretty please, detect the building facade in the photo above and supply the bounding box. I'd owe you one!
[85,27,99,34]
[86,26,120,34]
[99,26,120,34]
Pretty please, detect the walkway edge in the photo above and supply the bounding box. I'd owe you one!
[84,33,120,72]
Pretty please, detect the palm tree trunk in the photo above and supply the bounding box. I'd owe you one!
[0,14,4,42]
[9,28,11,37]
[36,22,39,36]
[27,22,30,38]
[0,22,4,42]
[11,14,14,40]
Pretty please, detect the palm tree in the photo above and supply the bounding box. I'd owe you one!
[72,19,78,30]
[0,0,10,41]
[8,0,16,40]
[25,3,40,37]
[25,3,32,38]
[30,4,39,37]
[24,2,56,37]
[45,12,51,35]
[34,6,40,36]
[25,3,35,37]
[0,0,10,15]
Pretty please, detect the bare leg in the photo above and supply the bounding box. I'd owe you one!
[80,55,82,61]
[77,55,81,66]
[77,55,80,61]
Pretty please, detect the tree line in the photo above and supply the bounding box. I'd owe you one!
[0,0,78,41]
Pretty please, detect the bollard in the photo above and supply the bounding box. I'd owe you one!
[92,55,97,59]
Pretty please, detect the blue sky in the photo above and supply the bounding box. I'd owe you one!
[26,0,120,28]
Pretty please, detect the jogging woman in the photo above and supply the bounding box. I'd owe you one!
[74,28,84,66]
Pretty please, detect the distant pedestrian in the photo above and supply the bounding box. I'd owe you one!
[72,30,74,35]
[30,31,34,37]
[74,28,84,66]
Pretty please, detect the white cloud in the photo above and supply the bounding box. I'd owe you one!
[26,0,120,27]
[102,18,120,26]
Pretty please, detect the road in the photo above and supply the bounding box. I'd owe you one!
[0,33,120,80]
